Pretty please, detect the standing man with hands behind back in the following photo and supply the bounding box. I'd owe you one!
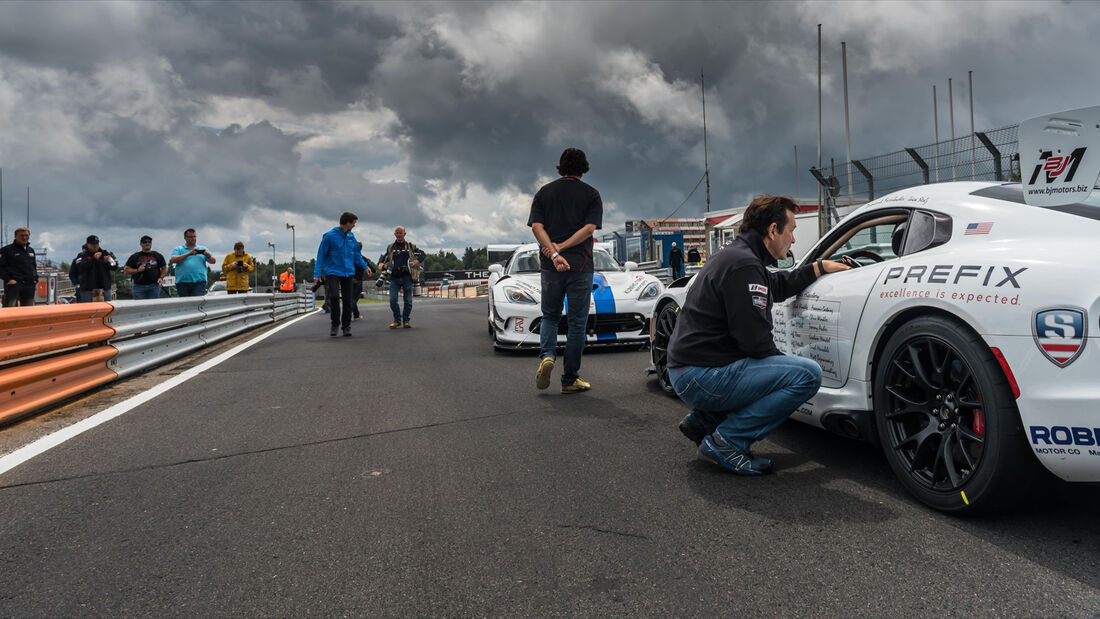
[528,147,603,394]
[171,228,215,297]
[1,227,38,307]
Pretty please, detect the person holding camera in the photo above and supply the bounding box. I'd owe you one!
[222,241,255,294]
[377,226,425,329]
[73,235,119,302]
[170,228,216,297]
[124,235,167,300]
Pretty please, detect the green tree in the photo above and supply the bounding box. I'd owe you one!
[462,246,488,269]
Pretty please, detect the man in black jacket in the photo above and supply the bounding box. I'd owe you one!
[73,235,118,302]
[668,242,684,279]
[0,227,38,307]
[666,195,849,475]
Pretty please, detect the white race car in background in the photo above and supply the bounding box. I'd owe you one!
[488,242,662,350]
[650,105,1100,513]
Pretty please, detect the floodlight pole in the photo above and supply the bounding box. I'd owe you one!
[267,241,276,291]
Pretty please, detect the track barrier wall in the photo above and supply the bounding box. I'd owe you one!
[0,292,314,426]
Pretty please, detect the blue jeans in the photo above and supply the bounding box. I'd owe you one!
[669,355,822,453]
[76,288,113,302]
[389,274,414,322]
[131,283,161,299]
[539,270,593,386]
[176,281,206,297]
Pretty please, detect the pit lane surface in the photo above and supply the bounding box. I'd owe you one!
[1,300,1098,616]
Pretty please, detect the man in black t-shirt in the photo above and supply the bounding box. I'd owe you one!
[527,147,603,394]
[124,236,167,300]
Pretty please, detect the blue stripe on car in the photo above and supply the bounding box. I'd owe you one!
[592,272,617,341]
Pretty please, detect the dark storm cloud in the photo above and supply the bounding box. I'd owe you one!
[1,0,1098,258]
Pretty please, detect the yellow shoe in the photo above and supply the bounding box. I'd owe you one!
[561,378,591,394]
[535,357,554,390]
[389,322,400,329]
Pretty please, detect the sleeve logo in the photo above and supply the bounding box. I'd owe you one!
[748,283,768,295]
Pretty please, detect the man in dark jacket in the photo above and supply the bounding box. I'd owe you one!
[350,242,375,321]
[378,226,425,329]
[668,242,684,279]
[1,227,38,307]
[73,235,118,302]
[666,195,848,475]
[687,246,701,264]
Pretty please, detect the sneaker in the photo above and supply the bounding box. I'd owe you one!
[403,322,412,329]
[678,413,709,446]
[343,328,352,337]
[330,327,338,337]
[698,433,773,475]
[560,377,591,394]
[353,315,361,321]
[535,357,554,390]
[389,322,400,329]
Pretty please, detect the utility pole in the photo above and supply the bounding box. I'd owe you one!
[267,241,276,291]
[1,168,4,242]
[968,70,976,180]
[701,70,710,213]
[949,77,956,180]
[842,41,853,208]
[286,222,296,286]
[933,85,940,182]
[794,145,799,200]
[817,23,823,236]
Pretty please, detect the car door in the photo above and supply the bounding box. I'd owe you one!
[773,209,909,389]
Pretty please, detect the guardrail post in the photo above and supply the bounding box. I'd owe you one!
[851,159,874,200]
[975,132,1002,181]
[905,148,930,184]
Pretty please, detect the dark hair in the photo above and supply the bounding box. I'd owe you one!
[184,228,196,236]
[339,212,358,225]
[739,195,799,236]
[556,148,589,176]
[233,241,244,250]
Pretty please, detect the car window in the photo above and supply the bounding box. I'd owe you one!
[825,221,900,265]
[508,250,541,273]
[901,210,952,255]
[592,249,621,271]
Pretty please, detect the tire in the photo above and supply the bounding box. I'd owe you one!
[650,302,679,396]
[873,315,1038,514]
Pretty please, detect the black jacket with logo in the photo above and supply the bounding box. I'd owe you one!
[0,242,38,284]
[667,229,816,368]
[73,248,119,291]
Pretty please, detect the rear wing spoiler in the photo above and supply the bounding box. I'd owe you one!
[1019,105,1100,206]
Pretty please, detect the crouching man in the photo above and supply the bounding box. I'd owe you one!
[666,195,849,475]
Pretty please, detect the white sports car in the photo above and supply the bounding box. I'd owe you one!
[488,242,662,350]
[649,105,1100,513]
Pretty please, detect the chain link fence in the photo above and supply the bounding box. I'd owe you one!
[824,124,1020,204]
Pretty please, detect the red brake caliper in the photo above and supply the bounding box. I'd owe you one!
[972,394,984,435]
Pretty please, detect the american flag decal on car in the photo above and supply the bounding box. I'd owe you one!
[964,222,994,235]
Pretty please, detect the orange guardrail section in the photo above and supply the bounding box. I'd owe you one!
[0,345,119,426]
[0,303,115,364]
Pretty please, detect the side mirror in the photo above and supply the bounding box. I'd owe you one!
[488,264,503,275]
[623,261,638,271]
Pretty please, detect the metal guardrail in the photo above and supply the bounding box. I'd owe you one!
[0,292,314,425]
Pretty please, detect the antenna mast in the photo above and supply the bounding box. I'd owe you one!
[701,70,711,213]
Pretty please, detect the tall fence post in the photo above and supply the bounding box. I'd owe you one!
[851,160,874,200]
[905,148,930,184]
[974,132,1002,181]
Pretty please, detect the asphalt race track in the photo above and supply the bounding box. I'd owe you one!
[1,299,1098,616]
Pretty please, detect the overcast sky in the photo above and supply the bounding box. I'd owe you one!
[1,0,1098,264]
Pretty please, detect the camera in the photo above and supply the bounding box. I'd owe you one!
[375,270,390,288]
[311,279,324,293]
[236,260,244,273]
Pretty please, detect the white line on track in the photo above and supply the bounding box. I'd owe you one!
[0,310,319,479]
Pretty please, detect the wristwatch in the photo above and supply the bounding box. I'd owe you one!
[551,251,560,259]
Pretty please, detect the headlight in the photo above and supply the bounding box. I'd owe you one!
[503,285,538,304]
[637,282,661,301]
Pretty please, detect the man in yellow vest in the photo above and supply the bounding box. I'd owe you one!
[222,241,255,294]
[279,267,296,292]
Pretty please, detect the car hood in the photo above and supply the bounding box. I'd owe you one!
[496,270,658,301]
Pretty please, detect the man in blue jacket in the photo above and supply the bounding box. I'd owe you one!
[314,212,370,337]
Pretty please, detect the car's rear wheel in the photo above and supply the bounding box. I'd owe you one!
[650,302,679,396]
[873,316,1038,514]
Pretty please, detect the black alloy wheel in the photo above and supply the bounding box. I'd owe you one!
[873,315,1038,514]
[650,302,679,396]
